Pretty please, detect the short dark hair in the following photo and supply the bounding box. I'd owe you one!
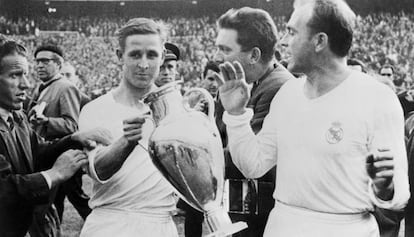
[217,7,278,63]
[0,35,27,74]
[34,44,64,59]
[347,58,366,72]
[117,18,167,52]
[203,61,220,78]
[306,0,355,57]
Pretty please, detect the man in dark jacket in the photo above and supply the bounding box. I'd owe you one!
[0,37,111,237]
[213,7,294,236]
[27,45,92,230]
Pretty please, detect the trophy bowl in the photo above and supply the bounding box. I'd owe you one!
[145,83,247,236]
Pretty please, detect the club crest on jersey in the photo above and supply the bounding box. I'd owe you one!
[326,121,343,144]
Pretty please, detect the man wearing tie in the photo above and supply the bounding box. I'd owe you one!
[28,44,81,141]
[27,45,91,233]
[0,37,111,237]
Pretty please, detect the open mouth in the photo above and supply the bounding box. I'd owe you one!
[16,93,26,101]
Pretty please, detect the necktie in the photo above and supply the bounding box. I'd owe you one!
[7,114,30,172]
[7,115,14,131]
[38,83,47,95]
[31,84,47,104]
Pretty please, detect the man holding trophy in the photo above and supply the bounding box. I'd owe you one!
[78,18,178,237]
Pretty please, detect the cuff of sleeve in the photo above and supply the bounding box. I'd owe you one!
[40,171,52,189]
[223,108,254,127]
[87,145,111,184]
[368,179,395,209]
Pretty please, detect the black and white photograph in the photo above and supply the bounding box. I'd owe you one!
[0,0,412,236]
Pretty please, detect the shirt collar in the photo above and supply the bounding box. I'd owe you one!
[41,73,62,88]
[0,107,12,124]
[253,63,278,87]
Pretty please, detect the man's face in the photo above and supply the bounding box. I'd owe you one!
[0,54,30,111]
[35,50,60,82]
[156,59,177,87]
[119,34,164,90]
[214,28,252,83]
[380,67,394,80]
[202,69,219,97]
[280,5,314,74]
[61,64,78,83]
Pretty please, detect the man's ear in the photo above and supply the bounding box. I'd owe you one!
[116,49,123,61]
[250,47,261,64]
[313,32,328,53]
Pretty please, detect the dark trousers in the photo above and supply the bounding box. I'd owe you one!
[179,200,204,237]
[373,207,405,237]
[406,200,414,237]
[29,205,61,237]
[53,171,91,221]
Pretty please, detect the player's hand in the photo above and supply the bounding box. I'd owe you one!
[122,116,147,146]
[215,61,250,115]
[366,148,395,200]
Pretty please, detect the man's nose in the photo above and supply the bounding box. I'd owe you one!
[138,58,149,70]
[19,75,30,90]
[213,50,224,64]
[279,33,288,48]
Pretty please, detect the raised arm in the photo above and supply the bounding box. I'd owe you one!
[217,61,278,178]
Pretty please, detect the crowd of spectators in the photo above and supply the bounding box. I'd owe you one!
[2,12,414,97]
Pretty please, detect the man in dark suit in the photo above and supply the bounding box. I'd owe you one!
[29,44,81,141]
[0,38,111,237]
[213,7,294,237]
[27,45,92,226]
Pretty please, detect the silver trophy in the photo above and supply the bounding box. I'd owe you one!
[144,82,247,237]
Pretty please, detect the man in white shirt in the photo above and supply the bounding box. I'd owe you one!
[79,18,178,237]
[214,0,410,236]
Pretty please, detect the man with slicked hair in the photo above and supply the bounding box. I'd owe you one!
[214,6,294,237]
[0,36,111,237]
[79,18,178,237]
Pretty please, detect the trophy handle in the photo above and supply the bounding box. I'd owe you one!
[183,87,215,122]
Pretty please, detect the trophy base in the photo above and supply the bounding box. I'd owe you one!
[205,221,248,237]
[204,208,247,237]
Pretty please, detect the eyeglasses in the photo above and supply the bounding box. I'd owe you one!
[381,73,393,77]
[35,58,55,65]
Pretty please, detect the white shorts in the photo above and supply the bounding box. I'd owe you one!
[263,201,379,237]
[80,208,178,237]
